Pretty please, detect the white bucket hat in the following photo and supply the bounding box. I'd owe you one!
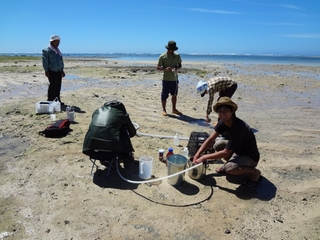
[50,35,60,42]
[196,80,209,97]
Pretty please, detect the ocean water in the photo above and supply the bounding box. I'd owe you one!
[2,53,320,66]
[64,53,320,66]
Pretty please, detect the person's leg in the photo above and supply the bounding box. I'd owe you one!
[224,154,261,183]
[171,81,182,114]
[213,139,228,152]
[172,95,177,110]
[47,71,56,101]
[48,71,62,101]
[161,100,167,115]
[55,72,62,103]
[219,83,238,99]
[161,81,170,116]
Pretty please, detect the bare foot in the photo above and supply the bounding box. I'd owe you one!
[162,111,168,116]
[172,109,182,115]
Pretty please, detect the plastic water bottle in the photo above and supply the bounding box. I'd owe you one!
[173,133,179,146]
[68,106,75,122]
[182,147,189,159]
[66,106,70,119]
[53,97,61,112]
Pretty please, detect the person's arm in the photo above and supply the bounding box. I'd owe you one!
[206,114,211,123]
[61,57,65,77]
[174,62,182,70]
[126,115,137,137]
[194,148,233,164]
[157,55,166,71]
[157,64,168,71]
[42,49,50,78]
[193,130,219,162]
[173,55,182,71]
[206,90,214,122]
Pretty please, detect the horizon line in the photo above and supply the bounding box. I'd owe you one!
[1,52,320,58]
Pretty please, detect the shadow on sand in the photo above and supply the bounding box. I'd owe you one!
[206,173,277,201]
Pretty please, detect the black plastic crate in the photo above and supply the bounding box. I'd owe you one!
[187,132,215,157]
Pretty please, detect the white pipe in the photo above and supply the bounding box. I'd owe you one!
[116,160,204,184]
[132,122,189,140]
[136,131,189,141]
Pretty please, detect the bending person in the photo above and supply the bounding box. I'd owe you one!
[83,100,136,165]
[193,97,261,188]
[196,76,237,123]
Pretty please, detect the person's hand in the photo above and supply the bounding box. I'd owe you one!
[193,153,203,164]
[62,71,65,77]
[206,116,211,123]
[45,71,50,78]
[193,155,204,164]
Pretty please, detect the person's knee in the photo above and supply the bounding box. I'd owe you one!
[224,163,238,174]
[214,140,227,151]
[161,93,169,101]
[225,167,240,175]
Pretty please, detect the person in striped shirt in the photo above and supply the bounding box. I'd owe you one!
[196,77,237,123]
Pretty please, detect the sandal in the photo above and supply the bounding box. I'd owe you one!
[215,165,226,174]
[242,176,263,189]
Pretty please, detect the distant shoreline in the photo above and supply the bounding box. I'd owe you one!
[1,53,320,66]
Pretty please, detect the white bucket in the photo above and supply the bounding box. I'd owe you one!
[35,101,55,114]
[67,111,75,122]
[139,156,153,179]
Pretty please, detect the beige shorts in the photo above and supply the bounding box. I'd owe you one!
[214,139,258,171]
[223,154,258,171]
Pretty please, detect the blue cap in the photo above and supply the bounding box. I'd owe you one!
[168,147,173,152]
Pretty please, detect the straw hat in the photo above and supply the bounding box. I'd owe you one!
[213,97,238,112]
[165,40,178,50]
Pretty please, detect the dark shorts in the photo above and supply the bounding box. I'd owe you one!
[161,80,178,101]
[218,83,237,99]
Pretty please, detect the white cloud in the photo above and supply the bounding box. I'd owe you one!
[281,4,304,10]
[188,8,240,14]
[232,0,304,11]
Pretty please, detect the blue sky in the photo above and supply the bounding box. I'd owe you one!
[1,0,320,55]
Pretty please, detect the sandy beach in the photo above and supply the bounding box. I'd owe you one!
[0,56,320,239]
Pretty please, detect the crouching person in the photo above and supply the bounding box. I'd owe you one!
[83,100,136,165]
[193,97,261,188]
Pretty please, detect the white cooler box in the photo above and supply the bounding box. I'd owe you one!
[35,101,61,114]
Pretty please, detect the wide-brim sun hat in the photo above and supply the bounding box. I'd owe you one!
[213,97,238,112]
[196,80,208,97]
[50,35,60,42]
[165,40,178,50]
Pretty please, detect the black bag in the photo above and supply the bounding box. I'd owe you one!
[38,119,71,138]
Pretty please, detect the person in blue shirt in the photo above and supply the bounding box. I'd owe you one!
[42,35,65,104]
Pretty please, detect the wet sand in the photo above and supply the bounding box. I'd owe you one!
[0,57,320,239]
